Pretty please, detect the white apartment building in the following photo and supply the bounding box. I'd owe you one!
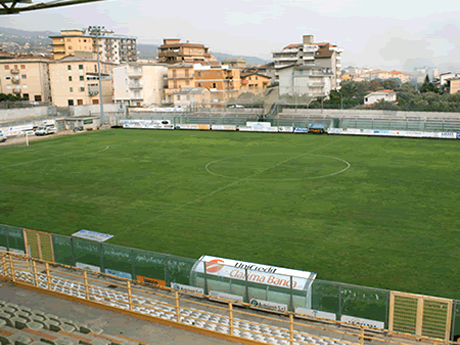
[113,63,168,106]
[272,34,343,90]
[0,58,51,102]
[278,65,334,98]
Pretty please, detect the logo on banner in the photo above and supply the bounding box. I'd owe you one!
[206,259,224,273]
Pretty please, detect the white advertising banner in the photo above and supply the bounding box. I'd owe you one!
[246,122,272,128]
[131,107,184,113]
[328,128,458,140]
[193,255,316,291]
[76,262,101,273]
[211,125,237,131]
[119,119,174,130]
[172,283,204,296]
[341,315,385,329]
[251,299,288,312]
[239,126,279,133]
[72,229,113,242]
[176,124,210,130]
[295,307,337,321]
[279,126,294,133]
[209,291,244,303]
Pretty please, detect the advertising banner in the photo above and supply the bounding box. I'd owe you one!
[172,283,204,295]
[279,126,294,133]
[72,229,113,243]
[193,255,316,291]
[341,315,385,329]
[294,127,309,133]
[246,122,272,128]
[76,262,101,273]
[239,126,279,132]
[211,125,237,131]
[119,119,174,130]
[105,268,132,280]
[176,124,210,130]
[251,298,288,312]
[295,307,337,321]
[209,291,244,303]
[136,275,166,287]
[328,128,458,140]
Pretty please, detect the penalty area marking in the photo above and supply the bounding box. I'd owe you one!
[205,153,351,181]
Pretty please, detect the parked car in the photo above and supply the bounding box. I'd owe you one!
[0,129,6,142]
[35,125,57,136]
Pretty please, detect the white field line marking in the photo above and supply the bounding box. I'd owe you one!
[118,138,346,234]
[0,145,109,171]
[205,153,351,181]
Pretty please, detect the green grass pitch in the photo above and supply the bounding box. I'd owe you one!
[1,129,459,299]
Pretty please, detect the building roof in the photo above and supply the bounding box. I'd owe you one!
[173,87,209,95]
[241,73,271,79]
[51,56,117,65]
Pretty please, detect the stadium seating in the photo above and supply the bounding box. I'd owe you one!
[4,269,358,345]
[0,299,144,345]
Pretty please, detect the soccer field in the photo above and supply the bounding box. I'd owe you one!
[1,129,459,299]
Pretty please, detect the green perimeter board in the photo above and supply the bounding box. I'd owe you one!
[1,130,460,299]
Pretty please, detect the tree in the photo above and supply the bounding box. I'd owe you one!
[419,74,437,93]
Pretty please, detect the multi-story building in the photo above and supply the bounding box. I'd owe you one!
[49,57,115,107]
[164,63,196,104]
[240,73,271,94]
[278,65,334,98]
[272,34,343,90]
[222,57,246,69]
[194,65,241,104]
[113,63,168,106]
[0,58,51,102]
[157,38,218,65]
[50,29,137,64]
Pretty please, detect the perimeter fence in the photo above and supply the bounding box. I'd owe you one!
[1,223,459,341]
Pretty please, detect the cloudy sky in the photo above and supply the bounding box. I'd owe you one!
[2,0,460,71]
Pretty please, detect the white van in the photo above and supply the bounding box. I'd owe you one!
[35,124,57,136]
[0,129,6,143]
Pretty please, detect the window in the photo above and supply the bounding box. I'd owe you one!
[83,39,87,42]
[186,95,190,101]
[186,80,189,86]
[249,77,252,80]
[168,95,171,102]
[172,70,177,77]
[4,65,9,70]
[69,76,72,81]
[94,65,97,72]
[70,87,73,92]
[256,76,258,80]
[22,93,29,100]
[68,46,72,50]
[23,85,27,89]
[217,72,221,77]
[5,76,10,80]
[198,83,201,87]
[67,65,71,70]
[212,83,217,88]
[80,76,84,81]
[197,72,201,77]
[6,85,11,90]
[77,99,83,105]
[14,65,18,69]
[68,99,74,106]
[80,87,85,92]
[34,95,42,102]
[79,64,83,70]
[67,38,71,42]
[21,65,26,69]
[177,95,181,101]
[21,75,26,79]
[185,69,189,77]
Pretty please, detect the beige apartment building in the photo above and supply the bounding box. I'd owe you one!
[49,57,115,107]
[158,39,218,65]
[164,63,196,104]
[0,58,51,102]
[50,29,137,64]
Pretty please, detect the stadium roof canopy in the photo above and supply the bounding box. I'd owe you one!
[0,0,105,15]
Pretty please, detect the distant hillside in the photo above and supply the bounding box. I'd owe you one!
[1,27,269,66]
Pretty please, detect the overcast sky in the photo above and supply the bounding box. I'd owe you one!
[2,0,460,71]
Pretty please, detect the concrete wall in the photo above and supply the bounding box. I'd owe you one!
[0,106,57,122]
[280,108,460,119]
[71,103,126,116]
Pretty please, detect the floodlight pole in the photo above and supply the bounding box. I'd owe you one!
[87,26,113,120]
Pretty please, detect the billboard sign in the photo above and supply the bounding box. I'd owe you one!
[193,255,316,291]
[72,230,113,242]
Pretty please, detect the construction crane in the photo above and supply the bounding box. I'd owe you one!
[0,0,105,15]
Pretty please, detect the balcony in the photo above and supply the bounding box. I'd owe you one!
[128,69,143,78]
[88,85,99,96]
[11,77,20,84]
[12,88,21,94]
[302,56,315,61]
[129,82,143,89]
[309,82,325,87]
[11,69,19,74]
[303,45,319,52]
[274,57,298,62]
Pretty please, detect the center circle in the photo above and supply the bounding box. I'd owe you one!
[205,153,351,181]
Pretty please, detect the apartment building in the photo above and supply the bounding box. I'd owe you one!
[222,58,246,68]
[164,63,196,104]
[272,34,343,90]
[278,65,334,98]
[0,58,51,102]
[194,65,241,104]
[157,38,218,65]
[113,63,168,106]
[50,29,137,64]
[240,73,271,94]
[49,57,115,107]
